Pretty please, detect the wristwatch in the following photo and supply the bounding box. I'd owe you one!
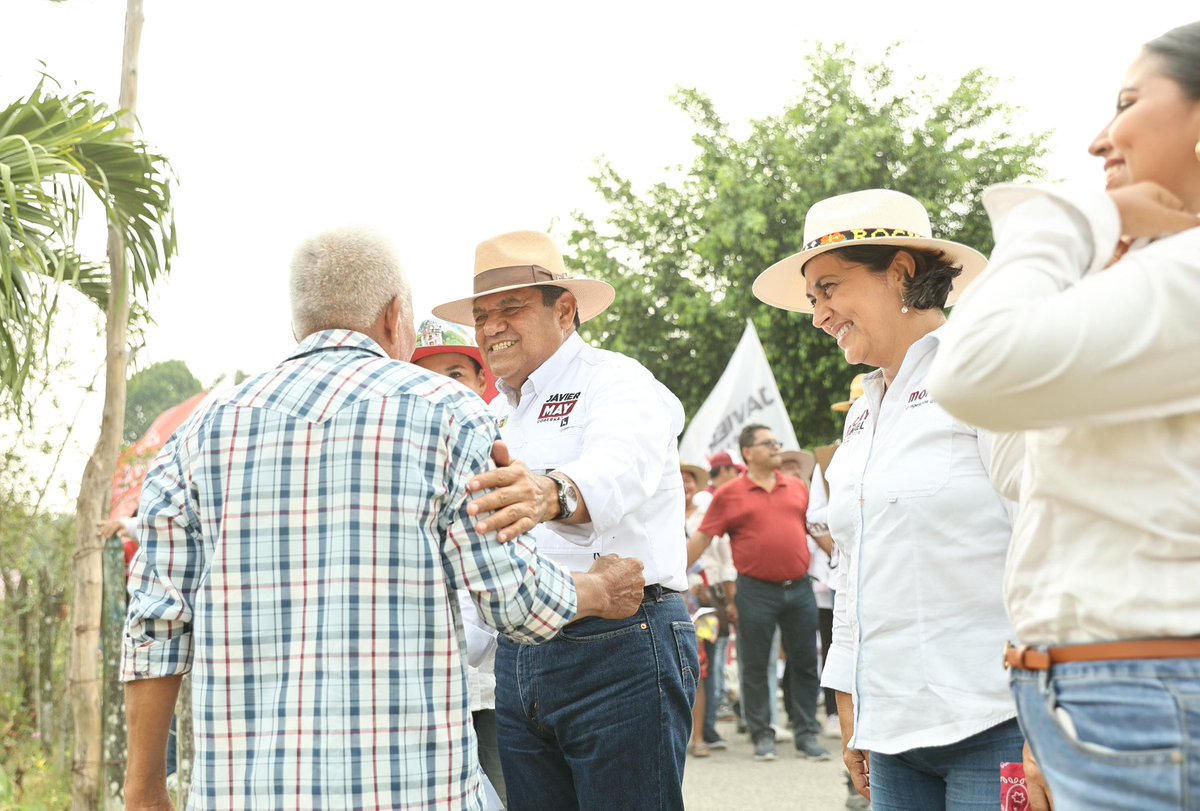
[546,472,579,521]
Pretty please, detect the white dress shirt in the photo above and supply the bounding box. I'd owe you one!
[930,184,1200,645]
[805,465,835,610]
[821,329,1017,754]
[492,333,689,591]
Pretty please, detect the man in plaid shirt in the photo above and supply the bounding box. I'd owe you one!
[121,228,645,810]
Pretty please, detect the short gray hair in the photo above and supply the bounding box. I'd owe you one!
[290,227,411,338]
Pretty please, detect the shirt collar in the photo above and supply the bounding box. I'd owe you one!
[745,470,786,492]
[286,329,388,362]
[497,332,586,405]
[860,324,949,400]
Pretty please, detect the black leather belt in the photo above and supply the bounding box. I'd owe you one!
[642,584,680,602]
[742,574,807,588]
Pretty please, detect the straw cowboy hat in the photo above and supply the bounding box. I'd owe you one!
[779,449,816,483]
[831,372,868,413]
[680,463,710,488]
[752,189,988,314]
[432,230,616,327]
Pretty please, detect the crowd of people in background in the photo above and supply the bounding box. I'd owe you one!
[117,19,1200,811]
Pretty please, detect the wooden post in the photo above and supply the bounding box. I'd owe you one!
[100,535,127,808]
[173,675,193,806]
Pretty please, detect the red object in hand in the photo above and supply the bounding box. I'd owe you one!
[1001,762,1029,811]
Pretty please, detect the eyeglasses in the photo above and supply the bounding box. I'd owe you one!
[748,440,783,450]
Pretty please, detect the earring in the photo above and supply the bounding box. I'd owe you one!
[901,304,909,314]
[1195,139,1200,163]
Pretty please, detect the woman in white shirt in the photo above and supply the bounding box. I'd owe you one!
[930,21,1200,811]
[753,190,1023,810]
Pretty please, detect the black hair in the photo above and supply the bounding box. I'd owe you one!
[539,285,583,329]
[738,423,770,463]
[1144,21,1200,100]
[815,244,963,311]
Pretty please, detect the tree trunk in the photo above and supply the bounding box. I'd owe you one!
[16,576,37,726]
[69,2,143,809]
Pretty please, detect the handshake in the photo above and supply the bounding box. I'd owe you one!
[576,555,648,621]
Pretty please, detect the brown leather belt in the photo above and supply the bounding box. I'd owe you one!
[1004,639,1200,671]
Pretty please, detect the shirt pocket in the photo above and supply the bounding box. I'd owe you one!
[522,423,586,472]
[882,404,954,499]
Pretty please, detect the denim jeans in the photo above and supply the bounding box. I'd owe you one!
[1011,657,1200,811]
[495,592,698,811]
[869,718,1024,811]
[735,575,821,744]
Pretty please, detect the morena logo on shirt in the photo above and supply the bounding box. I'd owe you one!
[845,409,870,438]
[906,389,932,409]
[538,391,581,423]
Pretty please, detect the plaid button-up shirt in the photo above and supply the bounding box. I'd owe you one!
[122,330,577,810]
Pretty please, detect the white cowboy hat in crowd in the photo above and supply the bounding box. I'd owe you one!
[753,189,988,314]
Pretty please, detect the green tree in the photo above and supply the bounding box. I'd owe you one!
[569,45,1047,445]
[124,360,202,443]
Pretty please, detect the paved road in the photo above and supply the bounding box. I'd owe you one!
[682,720,864,810]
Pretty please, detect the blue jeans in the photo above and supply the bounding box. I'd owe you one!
[495,592,698,811]
[869,718,1024,811]
[1011,657,1200,811]
[735,575,821,743]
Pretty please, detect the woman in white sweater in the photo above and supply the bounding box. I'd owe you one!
[930,20,1200,811]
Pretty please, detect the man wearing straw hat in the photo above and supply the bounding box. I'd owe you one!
[433,230,697,811]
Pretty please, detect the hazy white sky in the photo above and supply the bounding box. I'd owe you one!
[4,0,1196,504]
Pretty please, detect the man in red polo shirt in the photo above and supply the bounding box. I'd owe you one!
[688,424,833,763]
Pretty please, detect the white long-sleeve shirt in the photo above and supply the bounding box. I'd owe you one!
[930,185,1200,645]
[492,333,689,591]
[820,329,1017,754]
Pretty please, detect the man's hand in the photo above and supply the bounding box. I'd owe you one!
[1109,181,1199,241]
[572,555,645,620]
[466,441,551,542]
[724,601,738,626]
[98,518,126,539]
[1023,741,1054,811]
[590,555,646,619]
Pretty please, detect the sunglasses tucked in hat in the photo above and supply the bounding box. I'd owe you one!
[752,189,988,314]
[432,230,616,327]
[832,373,868,413]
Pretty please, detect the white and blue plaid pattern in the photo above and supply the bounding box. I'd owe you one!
[122,329,577,809]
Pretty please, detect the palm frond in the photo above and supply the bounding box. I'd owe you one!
[0,77,175,403]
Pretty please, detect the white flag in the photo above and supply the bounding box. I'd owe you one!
[678,319,799,466]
